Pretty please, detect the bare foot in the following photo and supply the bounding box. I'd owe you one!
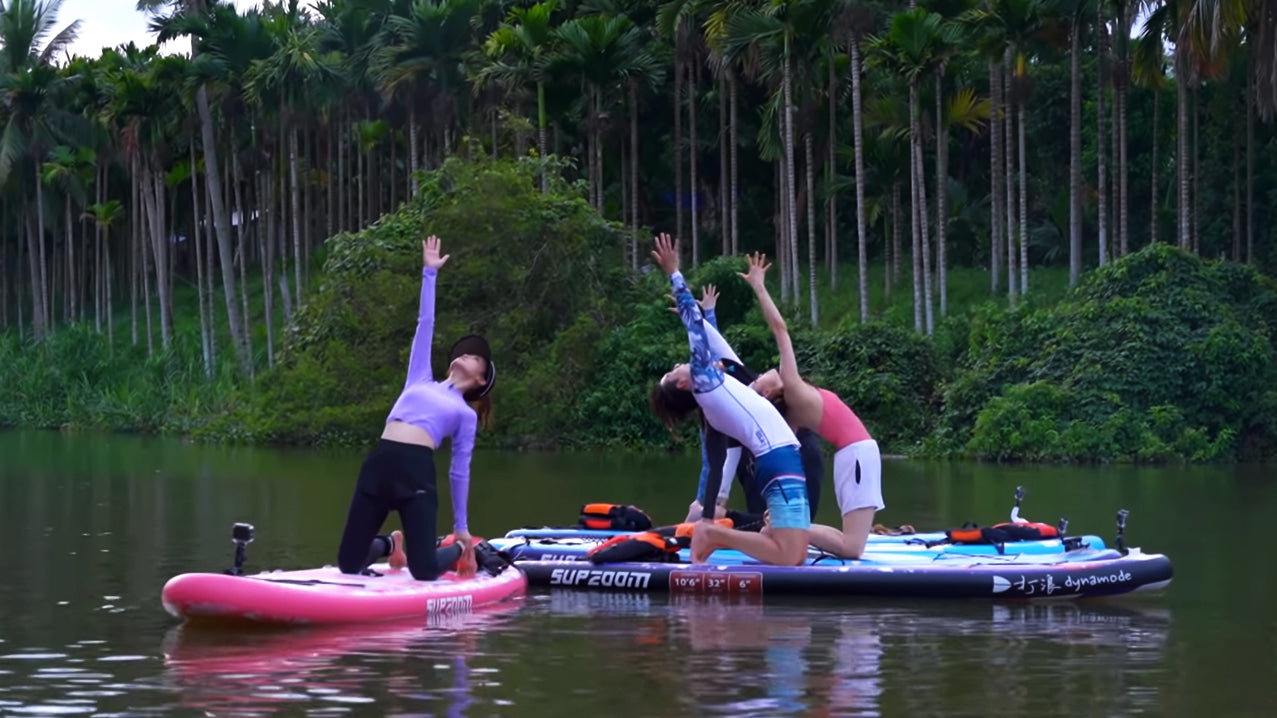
[388,530,407,570]
[690,529,713,564]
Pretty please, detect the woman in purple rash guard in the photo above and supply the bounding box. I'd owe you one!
[336,235,496,581]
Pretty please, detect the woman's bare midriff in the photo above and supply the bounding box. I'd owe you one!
[381,421,438,448]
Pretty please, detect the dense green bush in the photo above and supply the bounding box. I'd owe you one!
[936,244,1277,462]
[200,154,631,445]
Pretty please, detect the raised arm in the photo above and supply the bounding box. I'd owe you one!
[652,233,724,393]
[403,237,450,387]
[739,252,805,394]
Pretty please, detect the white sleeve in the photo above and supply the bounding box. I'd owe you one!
[717,447,741,503]
[704,321,741,364]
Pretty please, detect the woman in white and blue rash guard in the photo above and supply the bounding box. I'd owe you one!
[647,233,811,566]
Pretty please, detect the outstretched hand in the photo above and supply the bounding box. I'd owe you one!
[737,252,770,288]
[423,235,450,270]
[699,284,719,311]
[665,284,719,314]
[650,232,680,275]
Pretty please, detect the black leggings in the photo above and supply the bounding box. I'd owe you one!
[336,439,462,581]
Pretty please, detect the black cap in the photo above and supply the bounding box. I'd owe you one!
[721,358,758,386]
[448,335,496,402]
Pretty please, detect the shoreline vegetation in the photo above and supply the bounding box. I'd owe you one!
[3,1,1277,463]
[4,156,1275,465]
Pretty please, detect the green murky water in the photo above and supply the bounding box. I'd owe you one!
[0,430,1272,716]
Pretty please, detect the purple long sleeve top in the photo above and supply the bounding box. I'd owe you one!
[385,266,474,533]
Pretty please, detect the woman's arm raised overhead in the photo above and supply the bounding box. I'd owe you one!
[404,236,450,388]
[738,252,812,400]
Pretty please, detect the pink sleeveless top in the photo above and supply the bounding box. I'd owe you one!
[816,388,872,449]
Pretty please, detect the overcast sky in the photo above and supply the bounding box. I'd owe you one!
[54,0,1157,63]
[57,0,318,60]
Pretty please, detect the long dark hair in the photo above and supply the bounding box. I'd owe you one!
[648,380,698,438]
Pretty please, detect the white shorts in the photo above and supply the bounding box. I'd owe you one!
[833,439,884,514]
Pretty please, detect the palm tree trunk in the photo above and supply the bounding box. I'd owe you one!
[1150,89,1159,246]
[1176,65,1190,250]
[143,165,173,347]
[1233,128,1242,262]
[720,74,729,256]
[1068,19,1082,286]
[208,162,221,374]
[858,37,868,318]
[674,53,684,244]
[104,228,113,347]
[1005,52,1017,297]
[65,194,74,323]
[1191,87,1200,255]
[892,180,902,283]
[129,165,138,346]
[25,204,45,341]
[197,83,251,375]
[538,81,548,194]
[777,158,790,303]
[1097,15,1109,267]
[192,146,211,377]
[94,166,102,333]
[805,133,817,326]
[784,46,799,308]
[37,175,49,334]
[690,62,700,266]
[326,121,335,238]
[1018,102,1028,294]
[1118,57,1129,257]
[140,198,154,357]
[258,170,275,367]
[935,68,948,318]
[630,79,640,271]
[231,148,251,371]
[594,88,604,214]
[916,89,933,336]
[909,83,923,334]
[290,125,303,303]
[826,56,837,293]
[730,74,739,255]
[989,61,1002,293]
[1247,71,1254,264]
[338,111,347,232]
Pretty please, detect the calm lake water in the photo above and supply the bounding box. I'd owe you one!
[0,429,1273,716]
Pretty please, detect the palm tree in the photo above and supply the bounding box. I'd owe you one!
[868,7,952,334]
[553,13,662,219]
[0,0,83,341]
[478,0,561,193]
[84,199,122,344]
[144,0,252,376]
[245,2,340,305]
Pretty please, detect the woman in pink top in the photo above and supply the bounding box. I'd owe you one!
[738,252,884,559]
[335,236,496,581]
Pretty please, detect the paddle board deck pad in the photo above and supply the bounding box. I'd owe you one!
[502,526,1106,551]
[487,533,1106,562]
[513,548,1173,600]
[161,563,528,625]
